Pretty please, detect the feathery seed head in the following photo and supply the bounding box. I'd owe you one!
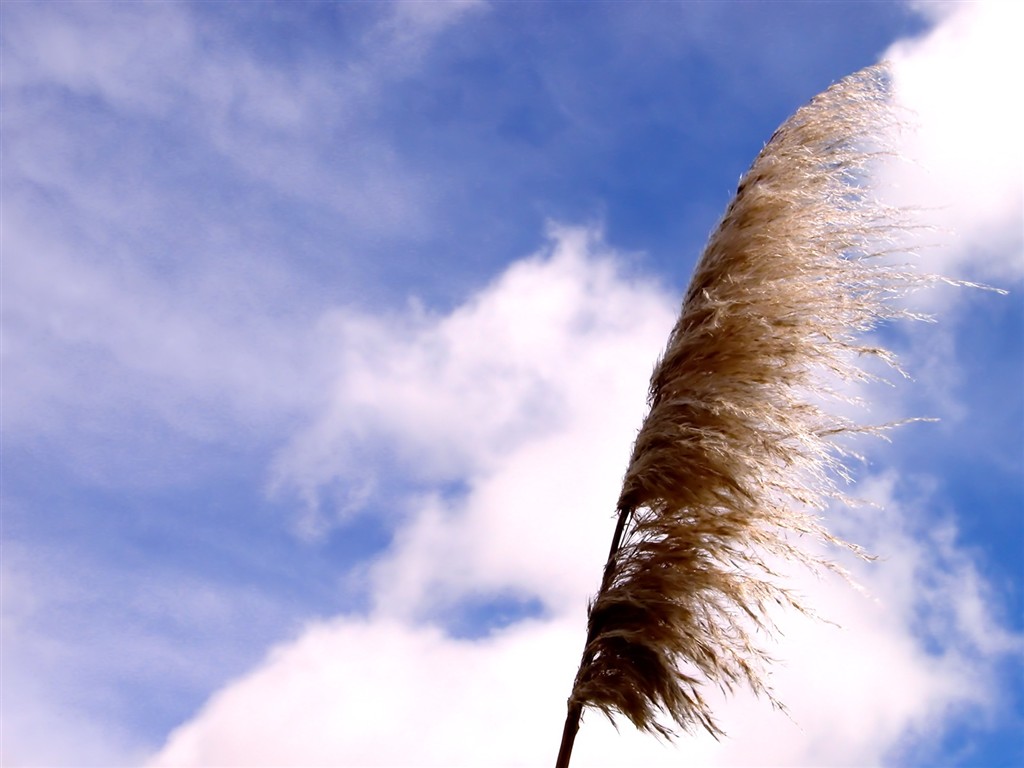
[568,64,951,739]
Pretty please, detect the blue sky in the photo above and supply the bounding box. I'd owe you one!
[2,2,1021,766]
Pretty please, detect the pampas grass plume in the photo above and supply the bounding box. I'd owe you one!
[555,63,969,766]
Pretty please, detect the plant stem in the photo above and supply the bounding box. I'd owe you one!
[554,701,583,768]
[555,505,632,768]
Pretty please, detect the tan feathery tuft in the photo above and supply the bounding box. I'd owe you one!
[555,63,977,765]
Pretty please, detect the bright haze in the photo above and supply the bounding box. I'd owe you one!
[3,2,1021,766]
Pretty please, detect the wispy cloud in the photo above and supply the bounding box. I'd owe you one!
[3,0,480,476]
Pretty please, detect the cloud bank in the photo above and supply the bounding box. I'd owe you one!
[149,226,1017,766]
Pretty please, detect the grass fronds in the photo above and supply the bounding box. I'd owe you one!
[567,63,950,739]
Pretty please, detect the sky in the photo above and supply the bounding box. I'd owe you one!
[2,1,1022,766]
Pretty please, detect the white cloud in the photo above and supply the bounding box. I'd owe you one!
[2,206,326,490]
[2,1,487,482]
[148,616,580,767]
[271,225,674,546]
[0,2,194,116]
[363,0,487,73]
[147,225,1019,766]
[1,679,146,768]
[151,511,1013,767]
[1,533,316,768]
[883,1,1024,283]
[1,550,144,768]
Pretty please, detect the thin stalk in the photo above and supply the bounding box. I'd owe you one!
[555,505,632,768]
